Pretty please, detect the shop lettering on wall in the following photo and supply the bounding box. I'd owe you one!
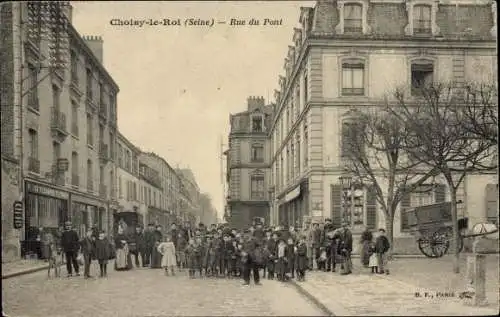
[26,182,69,200]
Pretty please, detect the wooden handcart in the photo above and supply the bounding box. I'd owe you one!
[403,202,469,258]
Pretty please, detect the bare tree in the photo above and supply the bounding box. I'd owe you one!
[389,82,497,273]
[343,108,439,255]
[462,83,498,145]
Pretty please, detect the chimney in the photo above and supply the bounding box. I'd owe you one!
[247,96,265,111]
[82,35,104,64]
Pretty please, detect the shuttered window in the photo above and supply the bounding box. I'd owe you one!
[400,187,412,231]
[366,186,377,229]
[331,184,342,228]
[485,184,498,224]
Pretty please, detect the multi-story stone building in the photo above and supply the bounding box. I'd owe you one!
[176,168,201,225]
[139,152,174,228]
[1,2,120,255]
[116,132,143,231]
[269,0,497,252]
[199,193,219,226]
[225,97,274,229]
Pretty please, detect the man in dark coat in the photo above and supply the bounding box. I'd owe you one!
[129,226,146,268]
[143,223,156,267]
[61,221,80,277]
[337,221,353,275]
[311,223,322,270]
[322,218,338,272]
[241,229,261,286]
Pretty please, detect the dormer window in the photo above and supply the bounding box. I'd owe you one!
[404,0,440,37]
[413,5,431,35]
[344,3,362,33]
[335,0,370,35]
[251,115,263,132]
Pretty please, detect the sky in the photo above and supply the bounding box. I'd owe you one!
[71,0,315,220]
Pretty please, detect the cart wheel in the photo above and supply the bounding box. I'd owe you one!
[430,230,450,258]
[418,237,439,258]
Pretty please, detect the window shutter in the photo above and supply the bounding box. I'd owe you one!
[400,187,412,231]
[366,185,377,229]
[434,184,446,203]
[485,184,499,224]
[331,184,342,228]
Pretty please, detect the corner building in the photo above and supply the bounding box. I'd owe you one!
[3,3,120,247]
[269,0,497,253]
[226,97,274,229]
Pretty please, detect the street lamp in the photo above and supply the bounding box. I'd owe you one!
[339,175,365,228]
[339,175,352,226]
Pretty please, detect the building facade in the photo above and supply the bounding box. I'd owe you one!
[116,132,143,232]
[176,168,201,225]
[269,0,497,252]
[0,3,120,258]
[225,97,274,229]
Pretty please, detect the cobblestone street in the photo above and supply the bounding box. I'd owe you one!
[2,266,325,317]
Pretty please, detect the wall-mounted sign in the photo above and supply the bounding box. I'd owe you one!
[26,181,69,200]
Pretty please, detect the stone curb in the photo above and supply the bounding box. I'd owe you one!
[289,279,337,316]
[2,262,66,280]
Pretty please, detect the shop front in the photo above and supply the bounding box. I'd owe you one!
[69,193,107,239]
[114,205,142,235]
[277,179,309,229]
[146,206,172,230]
[23,180,70,257]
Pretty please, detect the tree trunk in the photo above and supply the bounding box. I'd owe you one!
[385,211,395,260]
[449,185,460,274]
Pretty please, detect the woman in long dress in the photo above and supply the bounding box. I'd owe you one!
[114,227,131,271]
[158,235,177,275]
[360,227,373,268]
[150,226,163,269]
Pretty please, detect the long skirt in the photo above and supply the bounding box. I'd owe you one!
[151,247,162,269]
[115,248,129,270]
[360,241,371,266]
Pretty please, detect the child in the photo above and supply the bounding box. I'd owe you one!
[158,235,177,276]
[368,241,378,273]
[296,235,308,281]
[95,231,111,278]
[185,238,201,278]
[276,239,287,281]
[47,232,62,278]
[317,247,327,271]
[286,238,296,279]
[206,235,218,277]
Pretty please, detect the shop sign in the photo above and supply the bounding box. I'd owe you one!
[284,185,301,203]
[26,181,69,200]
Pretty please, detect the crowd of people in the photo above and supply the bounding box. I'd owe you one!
[42,218,391,283]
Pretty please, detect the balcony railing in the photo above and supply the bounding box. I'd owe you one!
[28,157,40,173]
[28,95,39,111]
[71,173,79,187]
[50,164,65,186]
[99,184,107,198]
[251,192,267,200]
[50,107,68,134]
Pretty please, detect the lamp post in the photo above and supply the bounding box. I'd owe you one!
[339,175,352,226]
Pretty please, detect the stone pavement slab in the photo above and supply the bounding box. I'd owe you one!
[3,267,326,317]
[2,259,51,279]
[292,271,499,316]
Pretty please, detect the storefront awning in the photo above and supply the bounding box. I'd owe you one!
[284,185,301,203]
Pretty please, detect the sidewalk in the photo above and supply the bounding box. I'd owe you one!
[2,259,52,279]
[291,271,499,316]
